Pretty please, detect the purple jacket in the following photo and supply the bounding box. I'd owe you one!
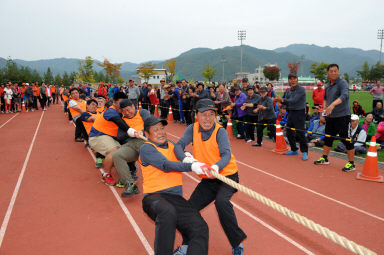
[234,93,247,118]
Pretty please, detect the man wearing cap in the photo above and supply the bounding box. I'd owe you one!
[253,86,276,146]
[334,114,367,154]
[306,113,326,147]
[112,99,151,197]
[312,81,325,106]
[139,115,210,255]
[240,78,249,93]
[174,98,247,255]
[314,64,356,171]
[241,85,260,143]
[275,73,309,160]
[231,86,247,139]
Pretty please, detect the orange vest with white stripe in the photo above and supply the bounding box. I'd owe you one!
[192,122,238,178]
[62,94,69,101]
[69,99,86,118]
[82,112,97,135]
[123,111,144,131]
[92,106,120,137]
[139,141,183,194]
[96,107,106,114]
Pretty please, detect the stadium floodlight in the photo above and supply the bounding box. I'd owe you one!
[238,30,246,73]
[378,29,384,64]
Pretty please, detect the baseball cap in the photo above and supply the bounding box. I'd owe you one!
[351,114,359,121]
[288,73,298,79]
[317,81,323,86]
[259,86,268,92]
[242,78,248,83]
[197,82,204,88]
[160,78,165,82]
[144,115,168,131]
[129,78,135,82]
[246,85,254,91]
[196,99,216,113]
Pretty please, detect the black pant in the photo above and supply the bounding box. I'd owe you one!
[256,118,276,144]
[286,110,308,153]
[40,95,47,109]
[235,116,245,138]
[142,193,209,255]
[74,117,86,139]
[160,100,169,119]
[52,93,56,104]
[0,98,4,112]
[171,101,180,121]
[245,115,258,141]
[185,172,246,248]
[33,96,39,110]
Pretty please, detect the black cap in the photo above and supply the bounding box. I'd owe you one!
[234,86,241,91]
[197,82,204,88]
[288,73,298,79]
[242,78,248,83]
[259,86,268,92]
[246,85,254,91]
[280,105,287,109]
[176,80,181,84]
[119,99,134,108]
[144,115,168,131]
[196,99,216,113]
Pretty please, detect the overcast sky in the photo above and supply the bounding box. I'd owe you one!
[0,0,383,63]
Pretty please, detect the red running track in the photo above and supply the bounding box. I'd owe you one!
[0,104,383,255]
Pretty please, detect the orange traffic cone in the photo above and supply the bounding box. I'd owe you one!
[139,102,142,110]
[22,101,26,112]
[168,106,173,121]
[272,120,289,154]
[357,137,384,183]
[227,118,234,139]
[194,113,198,123]
[154,105,159,117]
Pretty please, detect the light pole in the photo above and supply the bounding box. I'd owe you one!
[378,29,384,64]
[221,55,226,81]
[238,30,246,73]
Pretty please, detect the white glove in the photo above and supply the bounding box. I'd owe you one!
[182,151,197,163]
[211,165,219,174]
[191,162,214,178]
[127,128,137,138]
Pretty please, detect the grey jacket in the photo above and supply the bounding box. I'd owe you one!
[324,78,350,118]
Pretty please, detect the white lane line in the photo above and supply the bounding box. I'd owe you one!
[167,132,384,223]
[0,111,44,247]
[85,144,154,255]
[183,172,314,255]
[0,113,19,129]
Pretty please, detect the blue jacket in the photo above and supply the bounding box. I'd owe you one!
[234,93,247,118]
[307,119,325,140]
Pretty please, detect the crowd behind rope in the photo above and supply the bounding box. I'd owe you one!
[3,64,383,254]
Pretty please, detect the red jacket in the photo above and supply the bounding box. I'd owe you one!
[312,88,325,105]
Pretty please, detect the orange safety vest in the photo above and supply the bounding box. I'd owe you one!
[62,94,69,102]
[139,141,182,194]
[192,122,238,179]
[123,111,144,131]
[96,106,106,114]
[92,106,120,137]
[69,99,86,118]
[51,86,56,93]
[82,112,97,135]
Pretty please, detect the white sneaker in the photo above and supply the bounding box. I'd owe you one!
[246,139,253,143]
[26,110,29,112]
[31,109,34,112]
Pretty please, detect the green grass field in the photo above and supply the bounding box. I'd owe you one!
[281,91,383,162]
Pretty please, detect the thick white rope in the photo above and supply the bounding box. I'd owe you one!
[210,171,377,255]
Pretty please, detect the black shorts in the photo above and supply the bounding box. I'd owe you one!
[324,115,354,150]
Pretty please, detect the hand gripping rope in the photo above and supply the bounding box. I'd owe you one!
[208,170,377,255]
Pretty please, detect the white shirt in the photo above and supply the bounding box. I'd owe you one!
[68,99,79,108]
[349,124,367,147]
[4,88,13,99]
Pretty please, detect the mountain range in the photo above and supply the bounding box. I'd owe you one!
[0,44,381,81]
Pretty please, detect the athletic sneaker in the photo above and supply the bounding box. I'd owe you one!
[302,152,308,161]
[121,182,139,197]
[252,143,262,147]
[246,139,253,143]
[101,173,116,186]
[286,150,299,156]
[116,180,125,188]
[95,158,103,168]
[74,137,84,142]
[314,157,329,165]
[173,247,187,255]
[232,245,244,255]
[342,162,356,172]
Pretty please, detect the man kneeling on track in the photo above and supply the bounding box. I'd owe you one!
[174,98,247,255]
[139,115,211,255]
[78,99,98,146]
[68,88,87,142]
[112,99,151,197]
[89,92,129,186]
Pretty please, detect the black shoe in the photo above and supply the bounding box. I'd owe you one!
[252,143,262,147]
[121,182,140,197]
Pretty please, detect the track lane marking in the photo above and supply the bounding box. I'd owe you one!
[167,132,384,223]
[0,111,44,247]
[0,113,19,129]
